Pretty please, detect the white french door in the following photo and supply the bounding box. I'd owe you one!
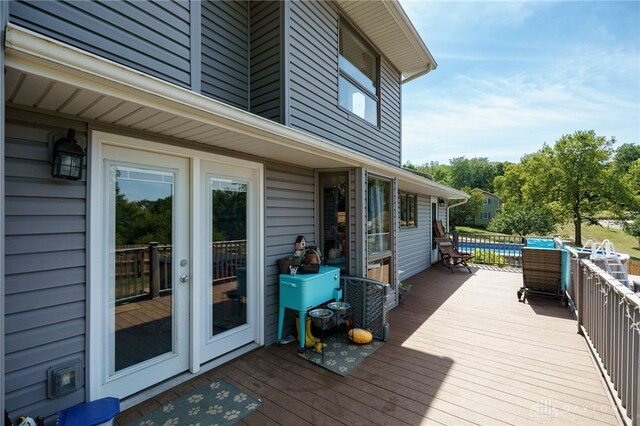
[93,144,190,399]
[90,133,264,400]
[199,160,258,361]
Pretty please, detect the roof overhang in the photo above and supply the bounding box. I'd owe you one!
[335,0,437,82]
[3,24,462,199]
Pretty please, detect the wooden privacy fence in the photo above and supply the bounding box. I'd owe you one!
[115,240,247,303]
[572,255,640,426]
[628,259,640,277]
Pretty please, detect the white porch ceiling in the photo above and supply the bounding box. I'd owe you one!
[4,67,347,169]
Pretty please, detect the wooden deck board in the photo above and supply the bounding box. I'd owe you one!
[117,266,621,425]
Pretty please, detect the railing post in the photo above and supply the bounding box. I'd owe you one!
[452,230,459,247]
[576,258,584,334]
[148,242,160,299]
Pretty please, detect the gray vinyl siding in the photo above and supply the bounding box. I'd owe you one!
[9,0,191,88]
[398,195,430,279]
[288,0,402,166]
[249,1,281,122]
[201,0,249,109]
[4,118,87,419]
[264,163,315,345]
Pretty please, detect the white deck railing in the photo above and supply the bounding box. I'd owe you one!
[572,255,640,426]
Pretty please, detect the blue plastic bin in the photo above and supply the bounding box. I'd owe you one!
[56,397,119,426]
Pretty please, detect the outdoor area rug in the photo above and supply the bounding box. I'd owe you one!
[129,378,261,426]
[301,334,384,376]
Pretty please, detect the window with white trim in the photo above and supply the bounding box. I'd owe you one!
[400,192,417,228]
[339,19,379,126]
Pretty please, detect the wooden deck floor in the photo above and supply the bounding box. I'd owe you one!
[116,266,621,425]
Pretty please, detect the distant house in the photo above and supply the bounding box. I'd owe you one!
[1,0,467,420]
[468,190,501,226]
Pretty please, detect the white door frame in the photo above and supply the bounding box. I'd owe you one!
[88,131,264,399]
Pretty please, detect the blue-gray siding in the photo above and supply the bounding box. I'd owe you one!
[9,0,191,88]
[288,0,402,166]
[4,117,87,419]
[398,195,431,279]
[249,1,281,122]
[201,0,249,109]
[264,163,316,344]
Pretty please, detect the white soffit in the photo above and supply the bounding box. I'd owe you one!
[4,24,462,199]
[335,0,437,82]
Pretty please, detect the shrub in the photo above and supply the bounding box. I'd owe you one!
[471,249,508,266]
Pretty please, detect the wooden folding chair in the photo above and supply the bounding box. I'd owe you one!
[434,237,474,273]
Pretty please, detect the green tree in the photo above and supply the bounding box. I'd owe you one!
[488,202,555,236]
[520,131,615,246]
[449,187,484,228]
[624,159,640,203]
[404,161,451,185]
[613,143,640,173]
[494,162,527,204]
[623,217,640,248]
[449,157,498,191]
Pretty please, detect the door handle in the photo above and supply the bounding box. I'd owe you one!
[179,274,190,283]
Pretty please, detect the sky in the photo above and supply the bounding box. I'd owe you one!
[399,0,640,165]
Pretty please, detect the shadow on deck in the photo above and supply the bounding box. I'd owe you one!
[117,266,621,425]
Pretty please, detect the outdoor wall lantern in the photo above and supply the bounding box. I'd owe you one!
[51,129,86,180]
[438,198,446,207]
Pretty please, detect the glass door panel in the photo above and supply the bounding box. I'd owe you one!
[110,166,175,373]
[207,177,248,338]
[367,177,391,255]
[97,142,189,400]
[367,176,393,297]
[200,158,257,362]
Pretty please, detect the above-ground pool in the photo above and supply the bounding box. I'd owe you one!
[457,240,524,256]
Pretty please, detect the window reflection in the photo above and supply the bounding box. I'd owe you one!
[209,177,248,337]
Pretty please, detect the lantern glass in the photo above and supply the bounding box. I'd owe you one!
[53,152,83,180]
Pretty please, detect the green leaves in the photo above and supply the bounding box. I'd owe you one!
[488,202,555,236]
[449,187,484,227]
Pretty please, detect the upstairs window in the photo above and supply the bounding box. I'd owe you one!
[339,20,379,126]
[400,192,418,228]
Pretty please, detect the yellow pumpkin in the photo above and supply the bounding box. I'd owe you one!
[348,328,373,344]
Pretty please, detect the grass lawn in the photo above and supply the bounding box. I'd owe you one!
[454,224,639,260]
[556,223,640,260]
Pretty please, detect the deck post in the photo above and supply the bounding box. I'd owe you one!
[149,242,160,299]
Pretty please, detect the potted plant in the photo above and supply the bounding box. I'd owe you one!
[398,281,412,304]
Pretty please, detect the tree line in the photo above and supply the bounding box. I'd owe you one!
[406,131,640,246]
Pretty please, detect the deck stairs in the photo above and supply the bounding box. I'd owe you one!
[583,239,630,288]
